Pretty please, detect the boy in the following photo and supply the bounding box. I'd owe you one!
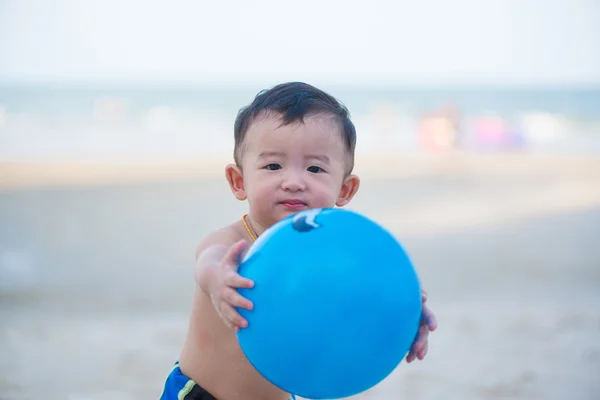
[160,82,438,400]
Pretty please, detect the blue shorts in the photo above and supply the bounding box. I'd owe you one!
[159,362,216,400]
[159,362,296,400]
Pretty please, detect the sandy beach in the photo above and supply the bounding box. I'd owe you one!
[1,154,599,400]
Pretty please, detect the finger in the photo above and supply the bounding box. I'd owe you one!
[421,290,428,303]
[224,288,254,310]
[221,303,248,329]
[223,239,248,270]
[225,271,255,289]
[422,304,438,331]
[406,324,428,363]
[412,324,429,353]
[217,310,234,330]
[406,349,416,363]
[417,341,429,360]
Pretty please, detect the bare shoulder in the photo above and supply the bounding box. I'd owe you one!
[195,220,248,261]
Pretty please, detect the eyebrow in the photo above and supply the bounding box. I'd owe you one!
[306,154,330,164]
[257,151,330,164]
[257,151,285,159]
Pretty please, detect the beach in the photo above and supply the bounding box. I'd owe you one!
[1,154,600,400]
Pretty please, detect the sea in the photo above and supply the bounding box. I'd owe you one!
[1,84,600,159]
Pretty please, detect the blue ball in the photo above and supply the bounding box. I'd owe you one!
[236,208,422,399]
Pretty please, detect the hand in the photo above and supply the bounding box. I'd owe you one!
[208,239,255,332]
[406,290,438,363]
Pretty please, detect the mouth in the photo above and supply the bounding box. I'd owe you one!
[279,200,308,210]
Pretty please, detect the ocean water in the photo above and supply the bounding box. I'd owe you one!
[2,84,600,118]
[1,84,600,159]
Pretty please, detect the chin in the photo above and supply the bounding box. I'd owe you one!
[273,208,302,221]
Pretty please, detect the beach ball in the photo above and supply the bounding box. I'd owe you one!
[236,208,422,399]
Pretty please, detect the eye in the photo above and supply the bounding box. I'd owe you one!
[265,163,282,171]
[307,165,323,173]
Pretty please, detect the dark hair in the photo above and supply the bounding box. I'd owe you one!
[233,82,357,173]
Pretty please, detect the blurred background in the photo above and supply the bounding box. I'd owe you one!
[1,0,599,399]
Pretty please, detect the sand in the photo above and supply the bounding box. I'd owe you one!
[1,154,599,400]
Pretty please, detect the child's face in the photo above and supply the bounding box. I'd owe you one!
[226,112,360,229]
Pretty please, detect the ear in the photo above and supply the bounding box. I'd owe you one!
[225,163,247,201]
[336,174,360,207]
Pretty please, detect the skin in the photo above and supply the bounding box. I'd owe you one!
[177,112,437,400]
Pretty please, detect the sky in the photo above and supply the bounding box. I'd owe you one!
[1,0,599,86]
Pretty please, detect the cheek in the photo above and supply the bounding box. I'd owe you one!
[309,174,342,200]
[246,172,277,198]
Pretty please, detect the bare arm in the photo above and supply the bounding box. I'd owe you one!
[194,230,240,296]
[192,228,254,331]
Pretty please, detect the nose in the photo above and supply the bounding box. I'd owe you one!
[281,169,306,192]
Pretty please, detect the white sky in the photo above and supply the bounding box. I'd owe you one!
[1,0,599,86]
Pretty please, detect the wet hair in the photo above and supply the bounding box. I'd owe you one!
[233,82,357,173]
